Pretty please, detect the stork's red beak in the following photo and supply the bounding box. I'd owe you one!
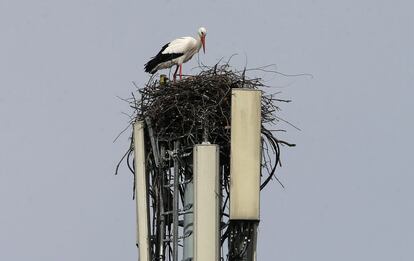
[201,35,206,53]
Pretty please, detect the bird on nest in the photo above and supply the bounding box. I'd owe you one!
[144,27,207,81]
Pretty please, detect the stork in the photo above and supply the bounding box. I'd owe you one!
[144,27,207,81]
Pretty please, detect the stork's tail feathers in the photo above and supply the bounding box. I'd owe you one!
[144,59,158,74]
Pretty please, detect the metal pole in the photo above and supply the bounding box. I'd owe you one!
[158,173,165,261]
[173,141,180,261]
[133,121,151,261]
[182,178,194,261]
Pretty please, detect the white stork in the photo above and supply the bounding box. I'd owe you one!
[144,27,207,81]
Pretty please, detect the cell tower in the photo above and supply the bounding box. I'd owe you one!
[123,64,293,261]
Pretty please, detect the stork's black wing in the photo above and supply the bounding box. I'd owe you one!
[144,42,184,74]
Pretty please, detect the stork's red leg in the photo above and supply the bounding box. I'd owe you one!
[179,64,182,80]
[173,65,179,82]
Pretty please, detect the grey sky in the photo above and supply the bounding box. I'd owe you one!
[1,0,413,260]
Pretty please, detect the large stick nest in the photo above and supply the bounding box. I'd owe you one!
[125,63,295,189]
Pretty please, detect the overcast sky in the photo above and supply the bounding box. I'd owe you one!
[1,0,413,260]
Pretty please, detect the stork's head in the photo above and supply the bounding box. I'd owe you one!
[198,27,207,53]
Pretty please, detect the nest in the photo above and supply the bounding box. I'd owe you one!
[128,64,294,187]
[117,63,295,258]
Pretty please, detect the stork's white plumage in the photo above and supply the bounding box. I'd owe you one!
[144,27,207,80]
